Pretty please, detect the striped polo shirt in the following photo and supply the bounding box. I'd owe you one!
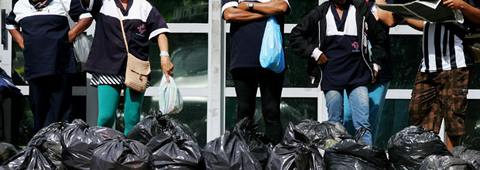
[420,22,473,73]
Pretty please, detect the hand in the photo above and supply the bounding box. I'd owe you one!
[317,53,328,65]
[68,31,75,43]
[393,13,405,25]
[372,70,378,84]
[161,55,174,83]
[238,2,249,11]
[442,0,465,10]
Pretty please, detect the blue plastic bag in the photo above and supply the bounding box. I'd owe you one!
[260,16,285,73]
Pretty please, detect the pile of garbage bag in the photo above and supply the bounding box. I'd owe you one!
[387,126,452,170]
[2,116,480,170]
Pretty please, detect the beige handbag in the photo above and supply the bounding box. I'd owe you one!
[118,8,150,92]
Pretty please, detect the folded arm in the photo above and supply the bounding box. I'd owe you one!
[68,17,93,43]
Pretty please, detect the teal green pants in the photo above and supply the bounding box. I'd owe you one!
[97,85,144,135]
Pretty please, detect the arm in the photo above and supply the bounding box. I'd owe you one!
[442,0,480,25]
[223,7,266,22]
[404,18,425,31]
[68,17,93,43]
[157,34,174,83]
[289,9,321,59]
[375,0,396,27]
[8,29,24,50]
[237,0,289,15]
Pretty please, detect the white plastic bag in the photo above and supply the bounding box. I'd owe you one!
[158,75,183,115]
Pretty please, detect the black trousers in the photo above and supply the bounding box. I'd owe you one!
[29,74,72,134]
[232,68,284,144]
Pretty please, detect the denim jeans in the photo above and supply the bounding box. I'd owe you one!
[325,86,372,144]
[344,82,390,146]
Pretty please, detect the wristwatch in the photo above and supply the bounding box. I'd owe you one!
[248,2,254,11]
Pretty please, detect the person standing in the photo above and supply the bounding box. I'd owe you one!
[290,0,386,144]
[80,0,174,135]
[6,0,93,134]
[222,0,291,144]
[343,0,396,147]
[400,0,480,150]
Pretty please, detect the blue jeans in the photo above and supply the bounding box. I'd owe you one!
[344,82,390,146]
[325,86,372,144]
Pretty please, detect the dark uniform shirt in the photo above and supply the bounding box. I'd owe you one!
[83,0,169,76]
[321,2,370,91]
[6,0,91,80]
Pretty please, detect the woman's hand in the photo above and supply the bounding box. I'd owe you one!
[161,55,174,83]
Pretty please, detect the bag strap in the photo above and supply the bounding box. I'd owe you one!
[117,8,129,54]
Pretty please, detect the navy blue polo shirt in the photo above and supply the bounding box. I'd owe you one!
[221,0,291,71]
[6,0,91,80]
[321,3,370,91]
[83,0,169,75]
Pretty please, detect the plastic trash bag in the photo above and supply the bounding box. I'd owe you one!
[146,133,202,169]
[27,122,66,169]
[295,120,352,149]
[90,137,152,170]
[259,16,285,73]
[0,150,25,170]
[324,139,389,170]
[0,146,57,170]
[158,75,183,115]
[450,146,480,169]
[419,155,474,170]
[0,142,18,165]
[266,122,325,170]
[127,114,196,145]
[387,126,451,170]
[61,119,109,170]
[203,131,262,170]
[233,118,274,168]
[90,126,125,140]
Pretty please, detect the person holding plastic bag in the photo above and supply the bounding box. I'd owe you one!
[6,0,93,134]
[222,0,291,144]
[289,0,387,144]
[79,0,174,135]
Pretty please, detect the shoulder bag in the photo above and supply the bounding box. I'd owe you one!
[117,8,151,92]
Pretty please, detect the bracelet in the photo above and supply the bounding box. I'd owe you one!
[160,51,169,57]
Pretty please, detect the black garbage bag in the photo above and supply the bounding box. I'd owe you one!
[61,119,107,170]
[419,155,474,170]
[295,120,352,149]
[265,122,325,170]
[0,150,24,169]
[233,118,274,168]
[90,136,152,170]
[387,126,451,170]
[450,146,480,169]
[90,126,125,140]
[203,131,262,170]
[0,146,57,170]
[324,139,389,170]
[146,133,202,169]
[127,114,196,145]
[27,122,65,169]
[0,142,18,165]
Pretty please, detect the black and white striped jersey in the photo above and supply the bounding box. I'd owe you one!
[420,22,471,73]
